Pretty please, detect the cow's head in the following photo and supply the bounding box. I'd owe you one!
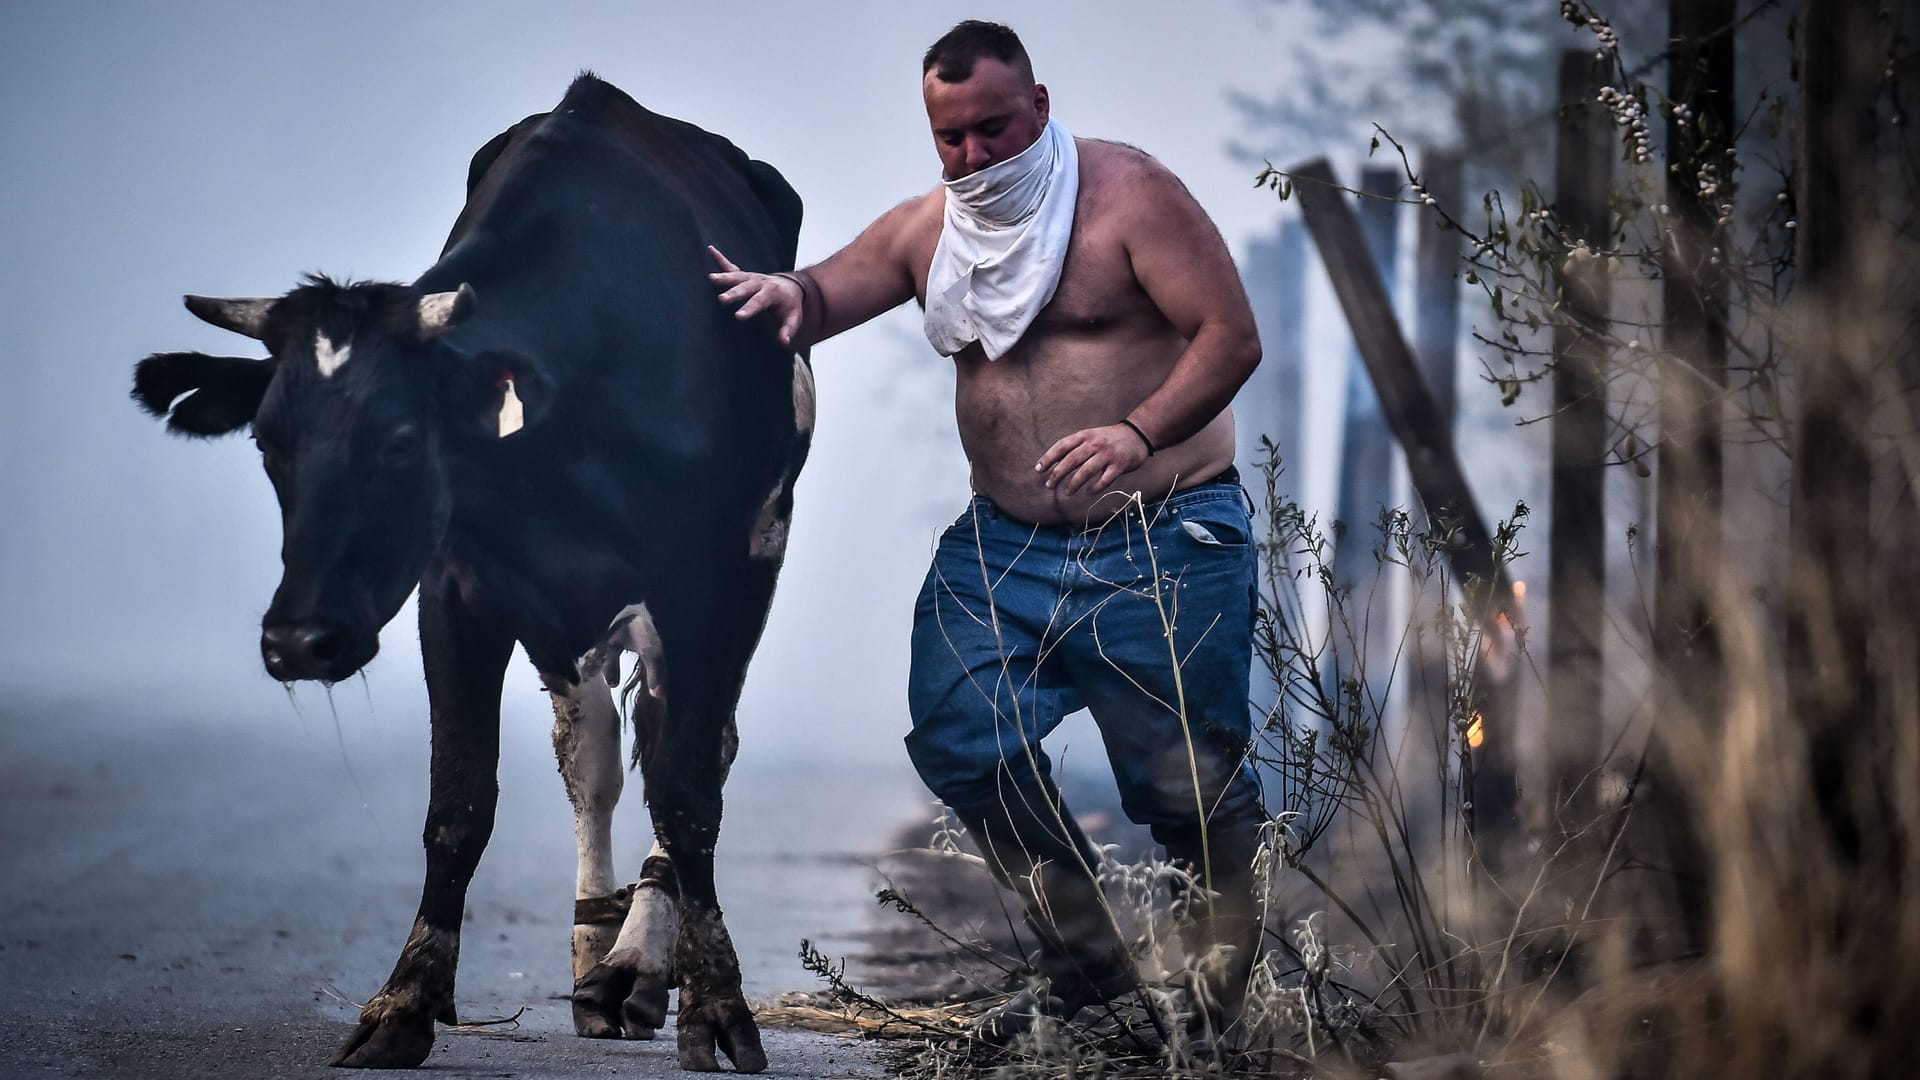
[132,277,541,682]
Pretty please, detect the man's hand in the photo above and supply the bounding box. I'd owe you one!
[707,246,804,347]
[1036,423,1152,496]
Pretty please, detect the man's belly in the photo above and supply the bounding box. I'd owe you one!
[953,341,1239,526]
[965,415,1239,525]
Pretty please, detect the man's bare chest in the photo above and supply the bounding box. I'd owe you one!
[909,219,1148,335]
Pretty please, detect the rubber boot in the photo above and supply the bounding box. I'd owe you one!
[959,789,1140,1044]
[1159,818,1265,1041]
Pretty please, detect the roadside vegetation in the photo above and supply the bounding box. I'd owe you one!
[769,3,1919,1076]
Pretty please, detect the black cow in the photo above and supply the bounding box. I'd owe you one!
[130,75,809,1073]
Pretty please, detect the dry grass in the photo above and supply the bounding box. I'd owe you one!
[785,436,1919,1077]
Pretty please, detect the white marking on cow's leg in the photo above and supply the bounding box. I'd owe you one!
[607,841,678,1035]
[550,670,623,983]
[571,598,673,1041]
[315,331,352,377]
[612,843,676,959]
[792,353,816,435]
[750,478,790,560]
[551,670,623,899]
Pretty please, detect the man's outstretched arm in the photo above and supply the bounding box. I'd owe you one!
[709,194,930,349]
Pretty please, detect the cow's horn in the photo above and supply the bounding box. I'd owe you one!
[183,295,275,340]
[418,283,476,340]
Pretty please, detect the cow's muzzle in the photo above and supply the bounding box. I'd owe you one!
[261,621,375,682]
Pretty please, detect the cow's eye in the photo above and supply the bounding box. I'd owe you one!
[253,425,286,465]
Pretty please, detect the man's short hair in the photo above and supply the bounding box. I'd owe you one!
[922,20,1033,84]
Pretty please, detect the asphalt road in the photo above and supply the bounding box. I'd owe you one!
[0,682,926,1078]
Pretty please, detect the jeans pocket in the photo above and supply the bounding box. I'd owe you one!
[1175,501,1252,549]
[1181,519,1232,547]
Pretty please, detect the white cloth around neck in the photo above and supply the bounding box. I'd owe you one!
[923,119,1079,360]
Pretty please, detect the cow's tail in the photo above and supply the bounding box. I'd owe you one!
[618,660,665,772]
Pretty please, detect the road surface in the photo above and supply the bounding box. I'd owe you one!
[0,681,926,1078]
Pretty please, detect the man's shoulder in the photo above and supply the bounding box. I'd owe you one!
[1076,137,1169,172]
[877,186,945,233]
[1074,139,1196,208]
[855,186,944,266]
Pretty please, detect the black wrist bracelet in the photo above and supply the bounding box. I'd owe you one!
[772,270,819,337]
[1120,418,1156,456]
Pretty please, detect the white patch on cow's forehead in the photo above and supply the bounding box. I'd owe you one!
[792,353,816,435]
[314,331,352,377]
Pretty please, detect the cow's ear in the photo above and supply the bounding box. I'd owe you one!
[131,352,277,437]
[452,350,552,441]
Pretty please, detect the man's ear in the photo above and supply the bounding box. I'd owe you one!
[453,350,552,441]
[131,352,278,437]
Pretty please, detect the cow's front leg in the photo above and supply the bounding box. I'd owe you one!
[649,707,763,1073]
[332,575,513,1069]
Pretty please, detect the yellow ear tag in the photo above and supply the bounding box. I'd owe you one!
[497,377,525,438]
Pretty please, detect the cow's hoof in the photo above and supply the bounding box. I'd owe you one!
[571,994,625,1040]
[572,956,634,1038]
[622,977,671,1035]
[573,949,673,1040]
[676,988,766,1074]
[330,1008,434,1069]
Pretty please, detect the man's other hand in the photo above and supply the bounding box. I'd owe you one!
[1036,423,1151,496]
[708,246,804,347]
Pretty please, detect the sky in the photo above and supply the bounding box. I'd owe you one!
[0,3,1542,775]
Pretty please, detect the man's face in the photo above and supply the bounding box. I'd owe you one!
[923,57,1049,180]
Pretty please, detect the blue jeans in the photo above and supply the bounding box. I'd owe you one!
[906,473,1264,844]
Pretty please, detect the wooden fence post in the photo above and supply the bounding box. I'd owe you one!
[1290,158,1521,847]
[1408,147,1465,835]
[1546,50,1613,832]
[1791,0,1881,863]
[1332,166,1407,716]
[1650,0,1736,945]
[1413,150,1463,429]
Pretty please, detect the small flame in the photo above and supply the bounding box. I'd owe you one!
[1466,711,1485,750]
[1512,580,1527,602]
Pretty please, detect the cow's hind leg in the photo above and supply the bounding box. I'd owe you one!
[548,668,628,1038]
[572,661,675,1040]
[574,840,679,1038]
[574,704,740,1043]
[332,570,513,1069]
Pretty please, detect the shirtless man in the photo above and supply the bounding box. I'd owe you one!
[711,21,1267,1038]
